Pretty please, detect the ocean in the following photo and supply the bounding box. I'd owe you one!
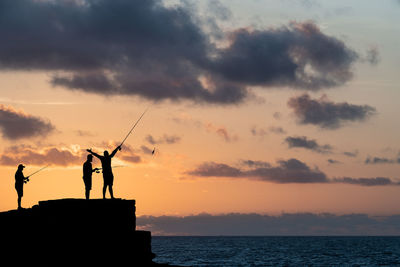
[152,236,400,266]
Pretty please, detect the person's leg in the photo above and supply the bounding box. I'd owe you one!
[109,185,114,199]
[85,188,90,200]
[103,184,107,199]
[17,196,21,209]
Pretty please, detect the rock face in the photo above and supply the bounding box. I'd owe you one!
[0,199,155,266]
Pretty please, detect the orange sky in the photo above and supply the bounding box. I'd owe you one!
[1,0,400,216]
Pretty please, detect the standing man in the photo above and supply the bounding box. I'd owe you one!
[87,145,121,199]
[15,164,29,209]
[82,154,98,200]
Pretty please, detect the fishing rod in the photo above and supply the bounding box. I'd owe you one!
[26,165,49,182]
[119,107,149,147]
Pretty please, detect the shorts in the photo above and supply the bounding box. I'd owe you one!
[103,174,114,186]
[83,177,92,190]
[15,184,23,197]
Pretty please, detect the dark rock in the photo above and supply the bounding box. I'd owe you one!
[0,198,165,266]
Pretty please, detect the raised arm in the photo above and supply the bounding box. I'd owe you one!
[110,145,122,158]
[87,149,102,159]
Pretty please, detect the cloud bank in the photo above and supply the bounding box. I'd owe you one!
[186,159,399,186]
[138,213,400,236]
[288,94,376,129]
[0,142,144,166]
[0,0,362,104]
[0,105,54,140]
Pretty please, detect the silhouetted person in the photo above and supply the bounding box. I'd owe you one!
[15,164,29,209]
[83,154,99,200]
[87,145,121,199]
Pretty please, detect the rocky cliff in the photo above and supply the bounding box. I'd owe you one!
[0,199,159,266]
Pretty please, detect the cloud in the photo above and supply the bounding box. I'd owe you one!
[333,177,399,186]
[250,126,268,137]
[186,158,328,184]
[288,94,376,129]
[187,162,243,178]
[365,156,400,165]
[365,46,380,65]
[145,134,181,145]
[343,150,358,158]
[187,159,400,186]
[204,123,238,142]
[0,104,55,140]
[0,141,144,166]
[327,159,341,164]
[251,126,286,137]
[138,213,400,236]
[0,0,361,104]
[269,126,286,135]
[285,136,332,154]
[211,21,358,90]
[0,145,84,167]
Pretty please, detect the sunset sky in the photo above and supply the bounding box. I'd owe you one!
[0,0,400,224]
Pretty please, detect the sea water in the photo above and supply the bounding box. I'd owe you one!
[152,236,400,266]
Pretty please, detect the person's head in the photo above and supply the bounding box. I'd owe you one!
[18,164,25,171]
[104,150,109,157]
[87,154,93,162]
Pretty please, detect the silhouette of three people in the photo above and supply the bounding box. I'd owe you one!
[87,145,121,199]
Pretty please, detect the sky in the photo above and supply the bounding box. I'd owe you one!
[0,0,400,234]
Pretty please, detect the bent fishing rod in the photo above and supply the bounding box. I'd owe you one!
[119,107,149,147]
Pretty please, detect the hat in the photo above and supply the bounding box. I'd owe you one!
[18,164,25,169]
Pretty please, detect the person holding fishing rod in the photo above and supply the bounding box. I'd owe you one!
[15,164,48,209]
[15,164,29,209]
[86,108,148,199]
[87,145,121,199]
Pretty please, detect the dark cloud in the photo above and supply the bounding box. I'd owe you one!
[343,150,358,158]
[251,126,286,137]
[333,177,399,186]
[138,213,400,236]
[365,46,380,65]
[285,136,332,154]
[327,159,341,164]
[211,21,358,90]
[365,156,400,165]
[186,158,328,184]
[0,104,55,140]
[288,94,376,129]
[240,160,271,168]
[187,159,399,186]
[269,126,286,135]
[0,0,361,104]
[145,134,181,145]
[187,162,243,178]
